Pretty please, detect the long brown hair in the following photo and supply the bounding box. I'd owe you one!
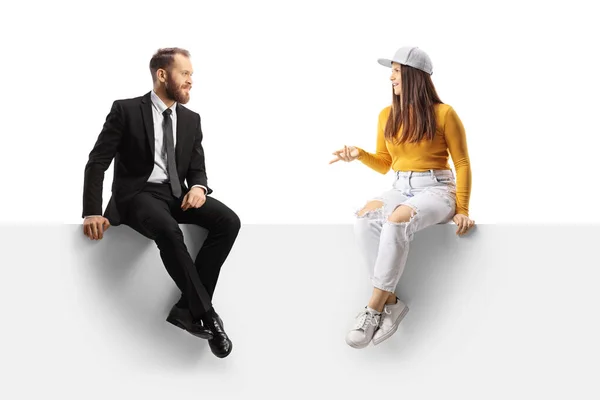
[384,64,443,144]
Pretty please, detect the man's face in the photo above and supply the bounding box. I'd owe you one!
[164,54,193,104]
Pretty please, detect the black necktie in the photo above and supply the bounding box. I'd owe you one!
[162,109,182,198]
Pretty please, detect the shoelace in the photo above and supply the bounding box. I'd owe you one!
[354,310,380,330]
[379,306,392,327]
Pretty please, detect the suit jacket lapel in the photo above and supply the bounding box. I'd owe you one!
[140,92,155,156]
[175,104,187,166]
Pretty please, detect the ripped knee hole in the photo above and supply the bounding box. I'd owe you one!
[387,205,417,224]
[356,201,384,218]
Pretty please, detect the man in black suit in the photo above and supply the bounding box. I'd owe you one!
[82,47,240,359]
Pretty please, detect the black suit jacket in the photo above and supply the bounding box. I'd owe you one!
[82,91,213,226]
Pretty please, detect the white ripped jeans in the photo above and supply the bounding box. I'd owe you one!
[354,170,457,292]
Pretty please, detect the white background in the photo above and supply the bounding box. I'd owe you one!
[1,0,599,224]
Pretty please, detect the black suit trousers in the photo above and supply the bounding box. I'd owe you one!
[124,183,241,319]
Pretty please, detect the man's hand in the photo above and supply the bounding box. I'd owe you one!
[181,187,206,211]
[452,213,475,236]
[83,216,111,240]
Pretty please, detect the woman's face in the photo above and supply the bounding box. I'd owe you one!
[390,62,402,96]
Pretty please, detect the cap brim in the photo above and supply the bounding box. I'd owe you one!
[377,58,434,74]
[377,58,393,67]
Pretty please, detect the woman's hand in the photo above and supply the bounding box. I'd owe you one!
[453,214,475,236]
[329,145,359,164]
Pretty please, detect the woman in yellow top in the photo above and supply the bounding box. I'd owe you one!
[330,46,475,349]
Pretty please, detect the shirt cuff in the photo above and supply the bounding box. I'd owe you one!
[191,185,207,194]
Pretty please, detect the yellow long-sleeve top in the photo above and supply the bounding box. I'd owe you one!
[357,104,472,216]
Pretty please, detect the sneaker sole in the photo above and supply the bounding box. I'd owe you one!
[372,305,409,346]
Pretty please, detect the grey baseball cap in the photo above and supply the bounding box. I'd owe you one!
[377,46,433,75]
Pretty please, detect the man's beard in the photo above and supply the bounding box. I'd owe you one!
[165,74,190,104]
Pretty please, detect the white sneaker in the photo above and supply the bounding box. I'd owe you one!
[345,308,381,349]
[372,299,409,345]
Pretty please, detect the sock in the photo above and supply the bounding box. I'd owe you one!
[366,306,381,315]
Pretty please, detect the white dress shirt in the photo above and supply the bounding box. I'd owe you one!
[148,91,207,194]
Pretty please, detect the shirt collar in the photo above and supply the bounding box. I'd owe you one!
[150,90,177,115]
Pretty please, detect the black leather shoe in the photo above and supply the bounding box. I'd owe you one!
[204,312,232,358]
[166,305,213,340]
